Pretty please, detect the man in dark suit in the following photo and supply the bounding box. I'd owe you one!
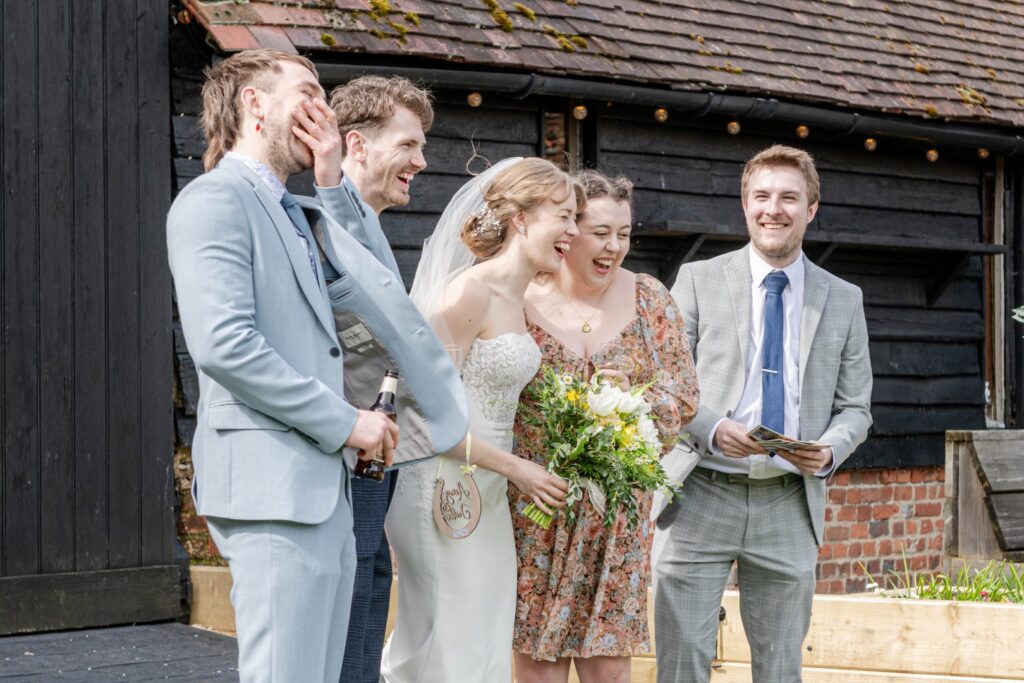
[329,75,432,683]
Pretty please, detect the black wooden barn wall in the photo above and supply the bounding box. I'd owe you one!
[0,0,178,634]
[605,107,990,469]
[170,31,993,473]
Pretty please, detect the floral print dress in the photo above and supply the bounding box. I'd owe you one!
[509,273,699,661]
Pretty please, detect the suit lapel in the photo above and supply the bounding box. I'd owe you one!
[219,159,336,339]
[799,256,830,392]
[724,246,752,366]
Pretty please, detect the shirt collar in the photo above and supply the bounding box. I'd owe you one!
[749,247,805,291]
[225,151,286,201]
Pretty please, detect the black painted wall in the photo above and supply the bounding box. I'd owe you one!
[0,0,178,633]
[607,107,990,469]
[170,24,997,473]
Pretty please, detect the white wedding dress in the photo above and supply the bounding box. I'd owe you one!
[381,332,541,683]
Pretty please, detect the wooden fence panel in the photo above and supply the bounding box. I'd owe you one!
[0,0,178,633]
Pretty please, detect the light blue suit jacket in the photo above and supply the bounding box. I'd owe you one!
[306,177,469,471]
[168,158,466,524]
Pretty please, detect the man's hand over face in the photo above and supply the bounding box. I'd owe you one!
[292,97,343,187]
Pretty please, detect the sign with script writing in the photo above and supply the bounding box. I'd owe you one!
[432,460,482,540]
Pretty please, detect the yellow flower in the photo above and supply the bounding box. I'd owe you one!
[566,390,580,403]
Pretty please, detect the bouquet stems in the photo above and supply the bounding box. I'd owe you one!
[522,502,553,529]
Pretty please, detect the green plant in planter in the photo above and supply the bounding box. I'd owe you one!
[861,551,1024,603]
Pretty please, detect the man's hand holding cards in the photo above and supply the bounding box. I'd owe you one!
[747,425,833,476]
[746,425,828,453]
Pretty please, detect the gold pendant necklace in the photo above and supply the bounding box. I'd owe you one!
[559,281,611,334]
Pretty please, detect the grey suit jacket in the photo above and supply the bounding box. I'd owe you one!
[670,245,872,543]
[168,158,467,524]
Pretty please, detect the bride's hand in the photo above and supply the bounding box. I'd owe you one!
[511,460,569,515]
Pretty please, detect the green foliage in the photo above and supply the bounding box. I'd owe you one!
[320,32,337,47]
[520,368,671,529]
[387,19,409,36]
[483,0,514,32]
[513,2,537,21]
[404,11,421,27]
[368,0,392,21]
[861,551,1024,603]
[541,23,586,52]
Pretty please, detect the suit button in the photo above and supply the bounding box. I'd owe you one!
[329,347,340,358]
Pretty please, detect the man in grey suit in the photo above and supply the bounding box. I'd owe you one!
[656,145,872,682]
[168,51,464,683]
[326,75,432,683]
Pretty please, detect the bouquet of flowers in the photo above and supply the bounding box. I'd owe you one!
[519,367,672,529]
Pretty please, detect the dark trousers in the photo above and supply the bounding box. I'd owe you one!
[339,470,397,683]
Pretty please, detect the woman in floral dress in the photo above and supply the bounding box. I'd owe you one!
[510,170,699,682]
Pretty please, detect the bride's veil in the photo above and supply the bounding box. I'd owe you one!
[409,156,523,368]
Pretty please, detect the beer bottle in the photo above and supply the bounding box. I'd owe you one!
[354,370,398,481]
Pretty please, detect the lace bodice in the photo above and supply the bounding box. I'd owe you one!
[461,333,541,448]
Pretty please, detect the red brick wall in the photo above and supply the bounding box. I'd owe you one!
[817,466,944,594]
[174,459,949,590]
[175,446,224,565]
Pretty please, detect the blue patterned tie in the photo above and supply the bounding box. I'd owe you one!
[761,270,789,434]
[280,191,321,286]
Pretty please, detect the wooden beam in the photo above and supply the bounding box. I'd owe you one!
[637,221,1006,256]
[710,662,1019,682]
[927,252,972,306]
[719,592,1024,679]
[660,235,707,283]
[814,242,839,266]
[188,565,235,635]
[0,566,183,635]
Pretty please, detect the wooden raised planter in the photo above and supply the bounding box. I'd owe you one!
[713,592,1023,682]
[945,429,1024,567]
[190,569,1022,682]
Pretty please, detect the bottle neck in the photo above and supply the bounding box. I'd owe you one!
[380,375,398,395]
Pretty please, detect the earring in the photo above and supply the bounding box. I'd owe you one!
[255,121,262,133]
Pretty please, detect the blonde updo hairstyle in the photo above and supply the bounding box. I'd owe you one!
[576,169,634,206]
[460,158,585,260]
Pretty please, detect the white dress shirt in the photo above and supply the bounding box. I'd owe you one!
[706,249,806,478]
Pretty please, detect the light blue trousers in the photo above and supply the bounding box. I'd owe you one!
[207,472,357,683]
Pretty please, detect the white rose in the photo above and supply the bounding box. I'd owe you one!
[638,415,661,448]
[587,386,619,417]
[615,391,643,415]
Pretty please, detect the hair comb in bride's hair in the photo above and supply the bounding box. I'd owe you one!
[471,207,502,236]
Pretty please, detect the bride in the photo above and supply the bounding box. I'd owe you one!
[381,157,584,682]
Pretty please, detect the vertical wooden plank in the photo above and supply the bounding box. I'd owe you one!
[2,0,41,577]
[106,0,142,569]
[72,0,109,572]
[37,0,76,574]
[137,0,175,565]
[0,0,6,578]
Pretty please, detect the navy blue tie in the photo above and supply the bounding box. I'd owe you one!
[280,191,321,286]
[761,270,789,434]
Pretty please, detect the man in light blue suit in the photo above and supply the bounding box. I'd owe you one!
[326,75,435,683]
[167,51,466,683]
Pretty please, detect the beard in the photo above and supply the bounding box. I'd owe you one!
[749,225,804,262]
[264,112,307,179]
